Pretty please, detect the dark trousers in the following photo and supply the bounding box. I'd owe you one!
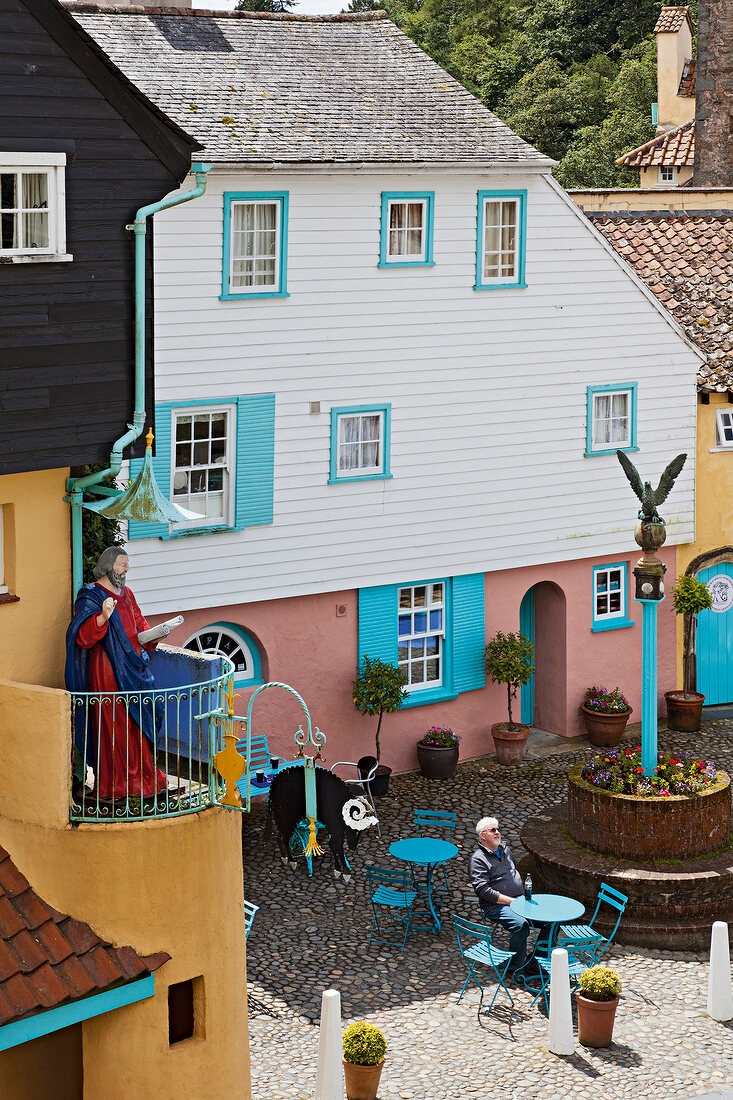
[483,903,530,969]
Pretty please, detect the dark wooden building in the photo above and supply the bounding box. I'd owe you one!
[0,0,197,475]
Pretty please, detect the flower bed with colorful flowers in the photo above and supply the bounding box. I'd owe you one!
[580,746,718,797]
[419,726,461,748]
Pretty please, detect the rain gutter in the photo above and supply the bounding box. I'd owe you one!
[66,162,212,598]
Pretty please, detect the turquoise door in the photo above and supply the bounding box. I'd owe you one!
[520,587,535,725]
[697,562,733,705]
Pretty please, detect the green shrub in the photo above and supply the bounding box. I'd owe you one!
[671,574,713,617]
[485,630,534,730]
[342,1020,386,1066]
[578,965,622,1001]
[352,655,407,762]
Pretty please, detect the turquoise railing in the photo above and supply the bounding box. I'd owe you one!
[69,657,233,823]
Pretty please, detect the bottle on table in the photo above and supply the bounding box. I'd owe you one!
[524,873,533,900]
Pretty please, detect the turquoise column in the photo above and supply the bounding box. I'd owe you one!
[638,596,664,776]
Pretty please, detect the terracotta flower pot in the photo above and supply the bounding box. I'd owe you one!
[491,722,530,765]
[580,703,632,748]
[416,741,459,779]
[665,690,705,732]
[575,992,620,1048]
[343,1058,384,1100]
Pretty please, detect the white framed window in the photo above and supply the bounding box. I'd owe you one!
[592,563,634,631]
[222,191,288,299]
[398,583,445,690]
[328,404,392,483]
[0,153,69,260]
[658,165,677,185]
[184,624,261,683]
[475,191,526,289]
[171,404,235,529]
[716,409,733,448]
[379,193,434,266]
[0,506,7,596]
[586,384,637,455]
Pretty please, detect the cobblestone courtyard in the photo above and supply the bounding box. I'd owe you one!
[245,722,733,1099]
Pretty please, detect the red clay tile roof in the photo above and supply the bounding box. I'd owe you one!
[0,847,170,1027]
[677,57,696,96]
[654,6,693,33]
[617,121,694,168]
[589,210,733,392]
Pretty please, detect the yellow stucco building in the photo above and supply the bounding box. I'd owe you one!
[0,469,252,1098]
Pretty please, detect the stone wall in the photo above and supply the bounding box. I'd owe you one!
[695,0,733,186]
[567,764,730,859]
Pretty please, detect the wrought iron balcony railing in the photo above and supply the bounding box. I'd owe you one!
[69,649,234,823]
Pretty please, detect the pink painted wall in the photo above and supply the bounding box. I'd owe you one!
[145,547,677,775]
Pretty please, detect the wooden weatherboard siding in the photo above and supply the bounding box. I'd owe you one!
[127,168,699,616]
[0,0,195,476]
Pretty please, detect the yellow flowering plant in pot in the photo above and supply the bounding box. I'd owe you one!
[576,965,622,1048]
[342,1020,387,1100]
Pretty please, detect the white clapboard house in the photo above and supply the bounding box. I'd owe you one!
[68,4,703,770]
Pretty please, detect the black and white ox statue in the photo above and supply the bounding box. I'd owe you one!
[266,766,378,881]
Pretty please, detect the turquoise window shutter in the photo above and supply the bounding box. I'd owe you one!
[452,572,486,693]
[127,405,173,540]
[358,585,398,665]
[235,394,275,528]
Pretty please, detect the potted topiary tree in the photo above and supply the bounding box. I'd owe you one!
[352,655,408,796]
[575,965,622,1048]
[342,1020,386,1100]
[665,574,713,732]
[485,630,534,764]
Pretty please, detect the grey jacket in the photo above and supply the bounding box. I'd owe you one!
[468,843,523,911]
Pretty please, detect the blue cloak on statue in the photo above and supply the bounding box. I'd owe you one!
[65,583,159,766]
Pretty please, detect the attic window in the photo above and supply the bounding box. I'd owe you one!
[0,153,70,261]
[716,409,733,448]
[658,165,677,185]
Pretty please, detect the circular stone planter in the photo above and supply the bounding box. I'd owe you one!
[580,704,632,748]
[416,741,459,779]
[567,763,730,860]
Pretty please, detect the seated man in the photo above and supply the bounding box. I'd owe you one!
[468,816,529,972]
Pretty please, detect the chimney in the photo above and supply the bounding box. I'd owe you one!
[655,7,695,130]
[695,0,733,185]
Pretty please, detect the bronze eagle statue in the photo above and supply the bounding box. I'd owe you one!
[616,450,687,523]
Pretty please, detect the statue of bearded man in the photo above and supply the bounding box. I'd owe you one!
[65,546,167,802]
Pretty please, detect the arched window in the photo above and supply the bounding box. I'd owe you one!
[183,624,263,684]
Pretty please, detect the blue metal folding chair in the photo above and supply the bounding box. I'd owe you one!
[244,899,259,941]
[365,865,417,953]
[412,810,457,911]
[452,914,514,1015]
[556,883,628,963]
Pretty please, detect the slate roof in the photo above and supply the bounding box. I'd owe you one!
[654,6,693,34]
[677,57,696,97]
[63,4,552,167]
[617,121,694,168]
[589,210,733,392]
[0,847,170,1027]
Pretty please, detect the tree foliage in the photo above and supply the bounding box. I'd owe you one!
[81,465,123,586]
[352,654,408,761]
[346,0,665,187]
[485,630,534,730]
[236,0,298,11]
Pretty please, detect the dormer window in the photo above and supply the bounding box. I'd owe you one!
[658,165,677,185]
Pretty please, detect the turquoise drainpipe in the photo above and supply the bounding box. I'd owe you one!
[67,162,212,599]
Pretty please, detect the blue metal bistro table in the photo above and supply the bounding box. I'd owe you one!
[509,893,585,995]
[389,837,459,933]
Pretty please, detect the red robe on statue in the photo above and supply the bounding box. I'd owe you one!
[76,584,168,800]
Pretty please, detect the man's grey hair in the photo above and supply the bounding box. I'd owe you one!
[92,545,127,580]
[476,816,499,837]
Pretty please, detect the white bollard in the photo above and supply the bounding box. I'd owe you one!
[315,988,345,1100]
[707,921,733,1022]
[548,947,575,1056]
